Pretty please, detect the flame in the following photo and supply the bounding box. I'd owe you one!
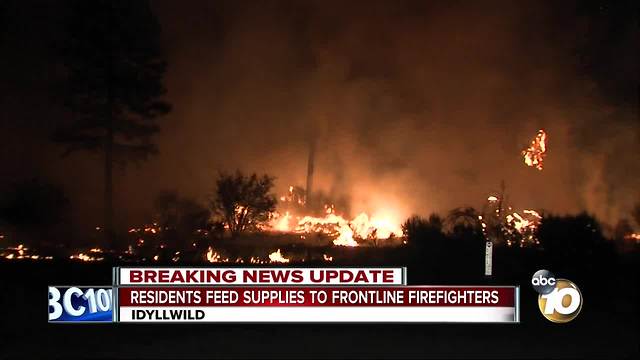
[481,195,541,247]
[334,224,358,246]
[323,254,333,262]
[0,244,54,261]
[270,186,405,247]
[206,246,243,263]
[250,257,265,264]
[352,212,403,239]
[624,233,640,242]
[206,246,222,263]
[517,209,542,230]
[272,211,292,232]
[522,129,547,170]
[69,252,104,262]
[504,209,541,247]
[268,249,290,263]
[204,247,251,264]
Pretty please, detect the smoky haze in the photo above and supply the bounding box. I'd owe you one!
[1,0,637,233]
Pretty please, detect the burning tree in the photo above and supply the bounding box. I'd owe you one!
[210,171,277,238]
[478,192,542,248]
[522,129,547,170]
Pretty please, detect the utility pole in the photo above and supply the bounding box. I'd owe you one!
[497,180,506,244]
[485,180,506,278]
[305,136,316,209]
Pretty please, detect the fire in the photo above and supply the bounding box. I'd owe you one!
[69,252,104,262]
[481,194,541,247]
[268,249,290,263]
[271,185,404,247]
[522,129,547,170]
[624,233,640,243]
[351,212,403,240]
[206,246,222,263]
[0,244,53,261]
[333,224,358,246]
[205,247,245,263]
[297,213,349,235]
[283,211,402,247]
[504,209,541,247]
[272,211,292,232]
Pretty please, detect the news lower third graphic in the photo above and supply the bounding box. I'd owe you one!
[531,269,582,323]
[48,267,520,323]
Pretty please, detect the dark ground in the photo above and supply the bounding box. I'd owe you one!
[0,249,637,359]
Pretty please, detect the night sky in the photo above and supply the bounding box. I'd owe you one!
[0,0,637,236]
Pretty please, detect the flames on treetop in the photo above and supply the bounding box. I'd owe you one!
[479,194,542,247]
[522,129,547,171]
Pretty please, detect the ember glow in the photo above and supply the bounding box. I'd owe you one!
[69,248,104,262]
[0,244,53,261]
[522,129,547,170]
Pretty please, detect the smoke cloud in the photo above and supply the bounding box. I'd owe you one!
[1,0,637,231]
[138,0,637,225]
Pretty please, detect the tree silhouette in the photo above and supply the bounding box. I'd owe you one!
[0,178,70,245]
[632,203,640,228]
[536,212,612,273]
[54,1,170,248]
[154,190,210,250]
[403,214,445,248]
[210,171,277,238]
[445,207,482,235]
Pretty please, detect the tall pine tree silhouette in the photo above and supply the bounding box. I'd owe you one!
[55,1,170,248]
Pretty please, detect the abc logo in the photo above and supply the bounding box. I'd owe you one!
[531,270,582,323]
[531,269,556,294]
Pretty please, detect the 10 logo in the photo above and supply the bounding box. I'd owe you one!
[531,270,582,323]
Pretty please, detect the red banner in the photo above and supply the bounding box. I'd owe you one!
[118,286,515,307]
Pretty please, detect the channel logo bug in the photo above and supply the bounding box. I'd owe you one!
[531,270,582,323]
[48,286,114,322]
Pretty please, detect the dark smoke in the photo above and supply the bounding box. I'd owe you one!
[0,0,637,233]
